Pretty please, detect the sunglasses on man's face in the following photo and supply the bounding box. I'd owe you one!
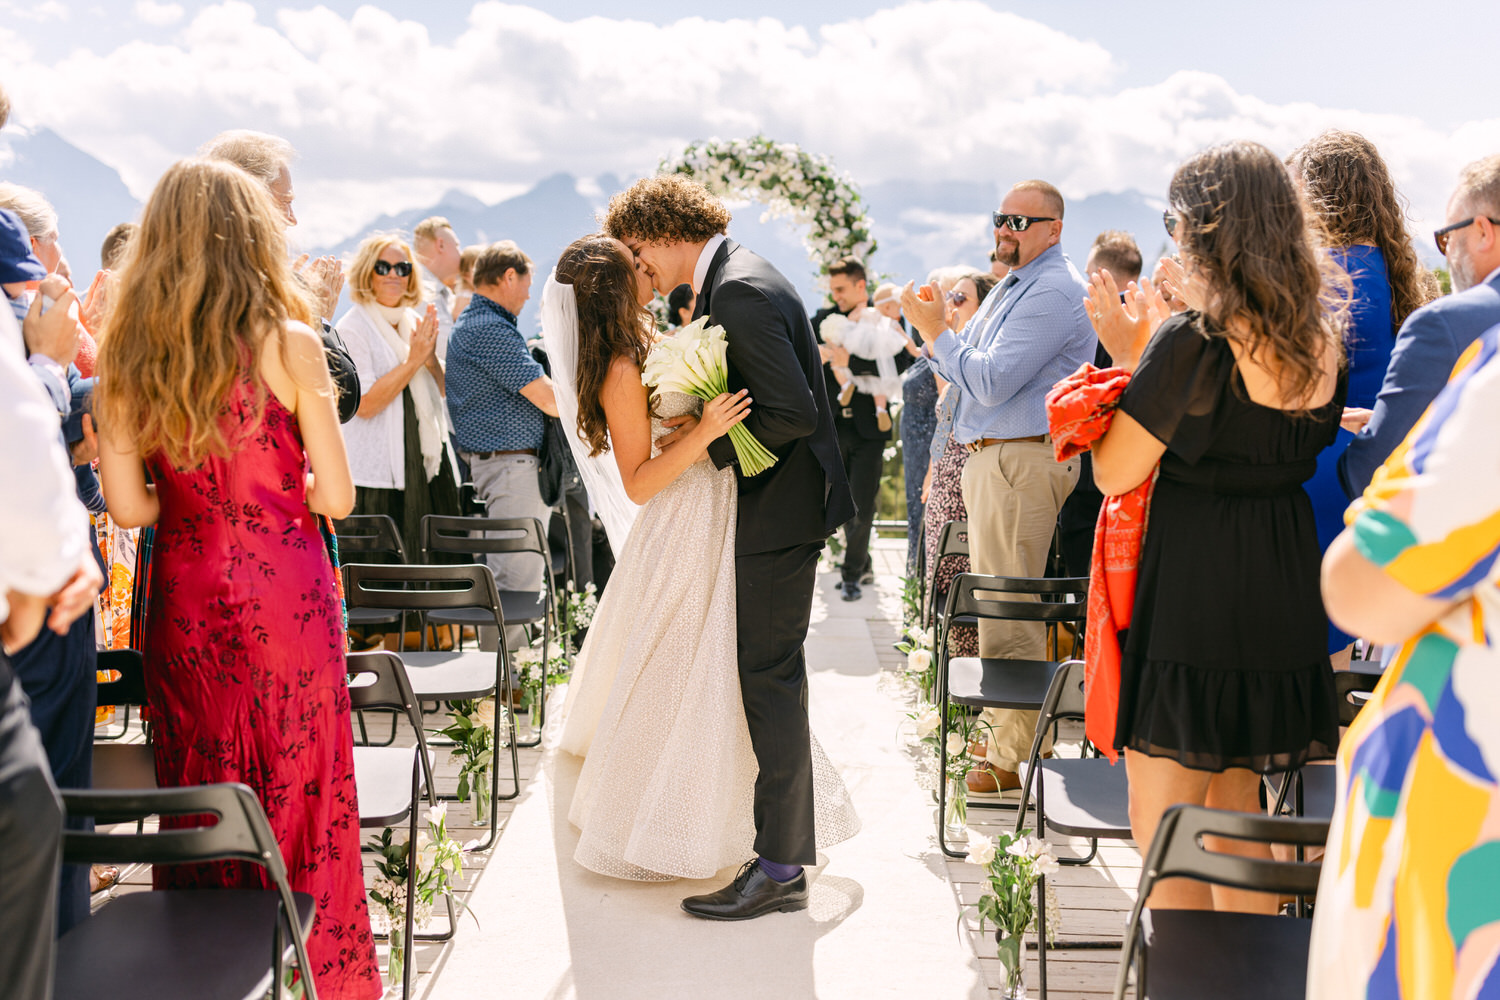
[992,212,1056,232]
[373,260,413,277]
[1433,216,1500,255]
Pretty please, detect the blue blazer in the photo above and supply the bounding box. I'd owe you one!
[1339,269,1500,498]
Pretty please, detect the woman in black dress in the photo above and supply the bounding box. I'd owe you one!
[1087,141,1346,913]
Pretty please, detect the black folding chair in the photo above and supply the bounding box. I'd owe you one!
[1114,805,1327,1000]
[343,563,520,851]
[56,783,319,1000]
[1012,658,1132,998]
[334,514,409,631]
[347,651,450,999]
[92,649,157,794]
[922,519,969,634]
[421,515,558,747]
[1267,665,1383,822]
[935,572,1088,857]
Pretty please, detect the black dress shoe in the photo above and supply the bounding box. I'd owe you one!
[839,581,862,602]
[681,860,809,921]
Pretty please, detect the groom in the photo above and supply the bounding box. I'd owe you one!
[606,175,855,919]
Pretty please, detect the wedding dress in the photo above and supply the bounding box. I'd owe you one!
[555,389,861,881]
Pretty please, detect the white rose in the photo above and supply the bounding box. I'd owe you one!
[474,699,496,731]
[914,707,940,739]
[907,649,932,674]
[945,731,966,756]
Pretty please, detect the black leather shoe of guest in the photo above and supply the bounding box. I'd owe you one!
[681,860,809,921]
[840,581,862,602]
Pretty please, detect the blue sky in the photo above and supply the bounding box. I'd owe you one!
[1,1,1494,246]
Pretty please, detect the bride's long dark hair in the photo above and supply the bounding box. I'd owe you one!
[559,235,652,457]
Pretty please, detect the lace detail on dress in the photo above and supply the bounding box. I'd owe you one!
[558,391,859,880]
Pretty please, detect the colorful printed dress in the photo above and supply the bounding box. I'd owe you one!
[1307,327,1500,999]
[143,382,381,1000]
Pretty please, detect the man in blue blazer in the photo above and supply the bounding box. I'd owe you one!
[1340,156,1500,498]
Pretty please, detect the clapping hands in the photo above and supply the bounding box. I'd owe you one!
[412,304,440,363]
[294,254,345,322]
[1084,270,1173,371]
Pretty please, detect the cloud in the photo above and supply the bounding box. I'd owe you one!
[2,1,1493,246]
[0,0,68,21]
[133,0,183,26]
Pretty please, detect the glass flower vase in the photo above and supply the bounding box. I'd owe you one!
[470,769,491,826]
[944,776,967,839]
[994,928,1026,998]
[386,924,405,992]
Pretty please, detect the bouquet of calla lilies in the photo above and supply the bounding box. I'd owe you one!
[641,317,779,476]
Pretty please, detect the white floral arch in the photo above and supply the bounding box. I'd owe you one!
[660,135,878,277]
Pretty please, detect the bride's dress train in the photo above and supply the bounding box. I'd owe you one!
[557,391,860,881]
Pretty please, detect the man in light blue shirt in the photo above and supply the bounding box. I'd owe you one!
[903,179,1096,791]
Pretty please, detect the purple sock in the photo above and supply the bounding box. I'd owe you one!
[757,858,802,883]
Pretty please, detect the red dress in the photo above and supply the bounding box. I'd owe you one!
[143,383,380,1000]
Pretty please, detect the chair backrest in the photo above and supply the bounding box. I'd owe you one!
[62,783,317,1000]
[1038,657,1088,727]
[334,514,408,562]
[943,571,1089,626]
[343,562,504,622]
[96,648,148,707]
[1335,668,1381,728]
[421,515,548,561]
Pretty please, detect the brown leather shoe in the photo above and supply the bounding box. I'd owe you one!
[966,763,1021,794]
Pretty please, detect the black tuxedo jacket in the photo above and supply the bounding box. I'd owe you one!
[697,240,856,555]
[810,304,915,441]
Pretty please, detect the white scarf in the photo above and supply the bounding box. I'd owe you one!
[359,300,452,482]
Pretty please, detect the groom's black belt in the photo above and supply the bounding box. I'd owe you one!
[468,448,537,459]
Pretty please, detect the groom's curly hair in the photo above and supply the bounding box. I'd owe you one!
[604,174,731,244]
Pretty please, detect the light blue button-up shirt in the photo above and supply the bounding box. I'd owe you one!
[929,243,1095,442]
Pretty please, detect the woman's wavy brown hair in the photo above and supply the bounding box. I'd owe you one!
[1169,141,1347,410]
[559,235,652,457]
[1288,129,1433,330]
[95,158,315,468]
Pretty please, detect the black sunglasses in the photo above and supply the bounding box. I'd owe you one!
[992,212,1056,232]
[1163,210,1179,237]
[373,260,413,277]
[946,289,968,307]
[1434,216,1500,255]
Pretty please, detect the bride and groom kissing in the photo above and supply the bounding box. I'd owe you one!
[543,174,861,919]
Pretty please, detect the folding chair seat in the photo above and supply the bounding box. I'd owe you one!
[421,514,559,746]
[1114,805,1327,1000]
[92,649,157,793]
[1267,666,1382,822]
[347,651,448,999]
[343,563,520,851]
[56,783,319,1000]
[936,572,1088,857]
[334,514,408,630]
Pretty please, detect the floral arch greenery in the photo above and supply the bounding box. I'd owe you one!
[660,135,877,278]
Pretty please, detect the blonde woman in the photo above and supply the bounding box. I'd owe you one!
[95,158,379,999]
[336,233,461,558]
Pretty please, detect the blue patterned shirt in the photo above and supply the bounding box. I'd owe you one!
[445,293,546,453]
[929,244,1095,441]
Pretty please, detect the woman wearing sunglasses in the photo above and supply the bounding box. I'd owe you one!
[1087,140,1347,912]
[337,233,462,558]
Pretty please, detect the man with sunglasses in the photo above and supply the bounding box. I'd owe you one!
[901,179,1094,793]
[1339,154,1500,499]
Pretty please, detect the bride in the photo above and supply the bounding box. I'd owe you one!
[543,235,858,882]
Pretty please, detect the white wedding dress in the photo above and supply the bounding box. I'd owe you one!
[557,391,860,881]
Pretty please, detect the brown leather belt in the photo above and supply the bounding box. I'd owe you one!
[964,434,1046,453]
[470,448,537,459]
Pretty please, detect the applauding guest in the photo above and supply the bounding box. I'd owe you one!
[337,233,463,561]
[96,158,379,999]
[1087,141,1345,912]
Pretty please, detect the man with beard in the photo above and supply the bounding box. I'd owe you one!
[901,179,1095,793]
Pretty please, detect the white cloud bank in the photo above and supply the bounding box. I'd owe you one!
[3,0,1496,245]
[133,0,184,27]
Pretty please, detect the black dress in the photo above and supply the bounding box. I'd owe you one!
[1114,314,1343,773]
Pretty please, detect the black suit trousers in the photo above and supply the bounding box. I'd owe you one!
[735,539,823,865]
[0,676,63,1000]
[836,422,885,585]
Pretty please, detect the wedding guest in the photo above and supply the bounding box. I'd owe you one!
[1307,322,1500,999]
[1288,130,1432,667]
[414,215,463,359]
[455,244,481,321]
[988,247,1010,280]
[1338,154,1500,498]
[886,277,938,575]
[96,157,380,999]
[338,233,462,561]
[1058,230,1143,578]
[1087,141,1344,912]
[99,222,135,270]
[903,181,1094,793]
[0,182,98,377]
[667,282,695,328]
[446,240,558,594]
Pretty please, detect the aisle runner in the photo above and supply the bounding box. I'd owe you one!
[426,567,985,999]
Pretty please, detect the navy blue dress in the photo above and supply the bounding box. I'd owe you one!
[900,357,938,574]
[1303,246,1396,653]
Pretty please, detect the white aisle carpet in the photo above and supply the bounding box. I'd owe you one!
[427,562,986,1000]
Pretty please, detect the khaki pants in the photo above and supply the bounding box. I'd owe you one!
[960,439,1079,771]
